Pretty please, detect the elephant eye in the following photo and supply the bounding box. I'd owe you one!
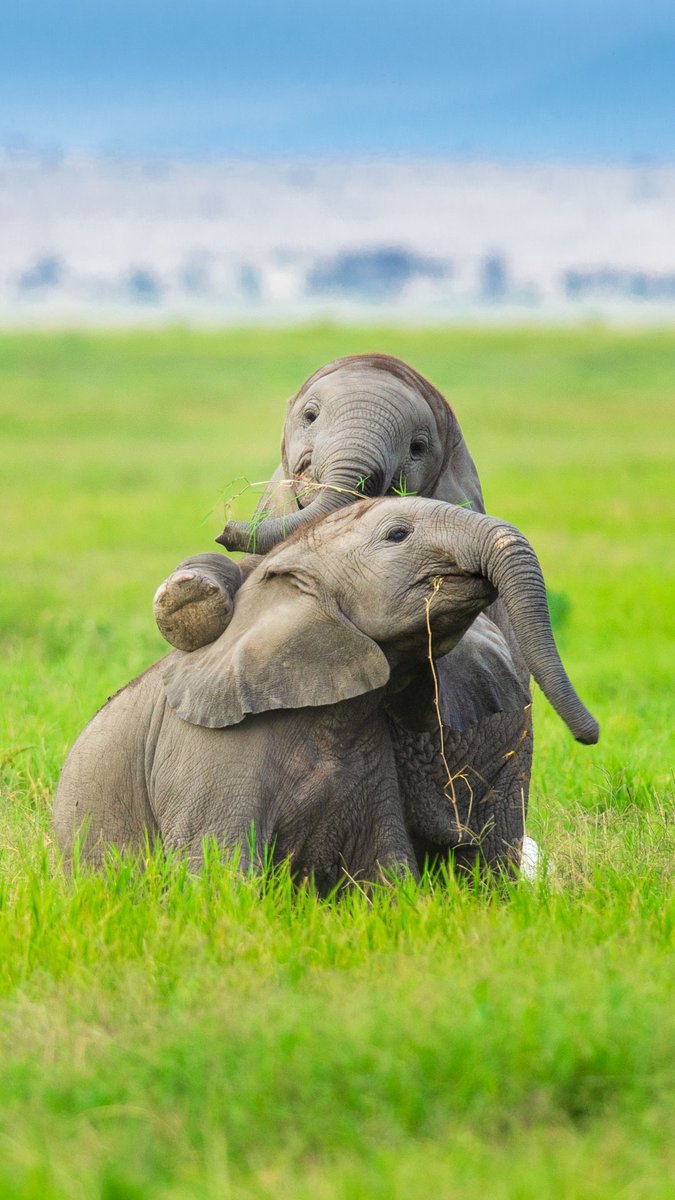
[386,525,411,543]
[410,435,428,458]
[303,406,319,425]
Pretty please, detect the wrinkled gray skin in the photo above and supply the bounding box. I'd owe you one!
[55,499,598,889]
[154,354,486,650]
[150,356,564,870]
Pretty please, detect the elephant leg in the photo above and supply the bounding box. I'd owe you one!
[171,832,258,875]
[155,462,292,650]
[390,706,533,880]
[285,782,419,897]
[363,782,421,887]
[153,553,246,651]
[449,709,533,878]
[276,737,419,897]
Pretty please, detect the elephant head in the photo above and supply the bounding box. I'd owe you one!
[216,354,484,553]
[164,497,598,746]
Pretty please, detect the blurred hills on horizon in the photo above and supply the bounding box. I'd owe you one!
[2,152,675,325]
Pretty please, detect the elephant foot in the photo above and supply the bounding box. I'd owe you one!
[153,569,234,651]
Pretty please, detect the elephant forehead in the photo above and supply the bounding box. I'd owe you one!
[309,367,426,415]
[290,497,433,551]
[274,503,377,557]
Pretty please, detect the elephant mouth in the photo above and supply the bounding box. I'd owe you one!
[288,459,397,512]
[291,456,315,508]
[416,570,497,606]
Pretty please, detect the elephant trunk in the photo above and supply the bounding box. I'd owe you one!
[216,480,351,553]
[437,506,599,744]
[217,452,391,554]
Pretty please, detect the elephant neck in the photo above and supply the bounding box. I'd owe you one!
[383,662,436,733]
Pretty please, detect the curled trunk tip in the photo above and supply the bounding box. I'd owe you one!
[440,505,600,746]
[572,711,600,745]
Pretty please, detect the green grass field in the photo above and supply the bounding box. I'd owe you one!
[1,327,673,1198]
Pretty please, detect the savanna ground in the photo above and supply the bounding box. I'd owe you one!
[0,327,673,1199]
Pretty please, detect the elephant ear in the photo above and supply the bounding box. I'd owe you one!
[413,367,486,513]
[435,615,530,730]
[161,567,390,729]
[431,433,486,514]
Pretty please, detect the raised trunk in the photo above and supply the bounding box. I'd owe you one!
[437,505,599,744]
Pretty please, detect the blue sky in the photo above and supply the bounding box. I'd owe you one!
[1,0,674,158]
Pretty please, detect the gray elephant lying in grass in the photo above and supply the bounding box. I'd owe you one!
[55,498,598,891]
[152,355,544,870]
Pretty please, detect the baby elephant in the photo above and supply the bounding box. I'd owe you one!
[54,498,598,891]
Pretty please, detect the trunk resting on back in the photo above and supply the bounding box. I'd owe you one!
[217,466,385,554]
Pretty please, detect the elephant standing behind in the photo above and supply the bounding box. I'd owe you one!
[56,499,598,887]
[152,356,547,870]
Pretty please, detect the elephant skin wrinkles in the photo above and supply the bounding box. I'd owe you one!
[56,497,598,887]
[152,355,536,871]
